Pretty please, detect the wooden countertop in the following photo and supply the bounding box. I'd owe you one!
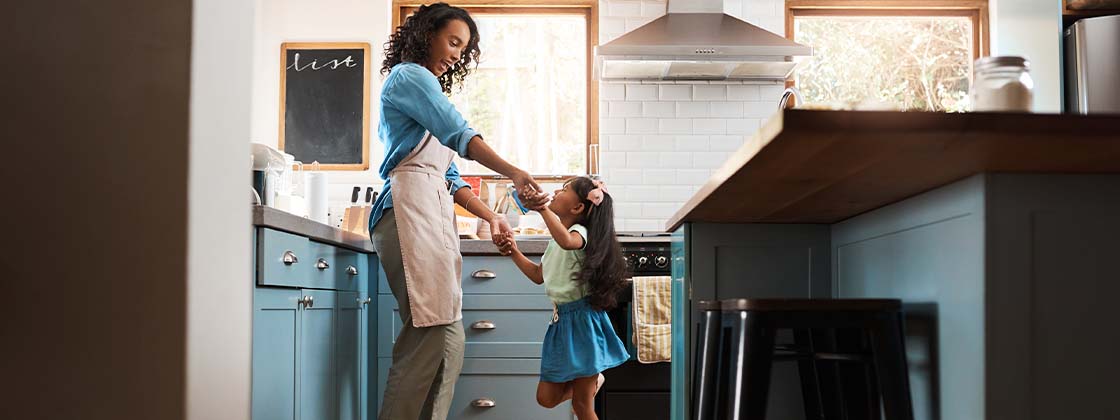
[666,110,1120,231]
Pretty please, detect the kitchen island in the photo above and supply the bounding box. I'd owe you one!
[666,110,1120,420]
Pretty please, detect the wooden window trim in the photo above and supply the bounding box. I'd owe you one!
[392,0,599,179]
[785,0,989,59]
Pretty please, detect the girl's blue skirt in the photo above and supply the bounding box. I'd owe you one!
[540,298,630,383]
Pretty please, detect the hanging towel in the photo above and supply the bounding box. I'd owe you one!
[631,276,672,363]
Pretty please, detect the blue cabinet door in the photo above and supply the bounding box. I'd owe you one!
[300,289,338,420]
[336,291,361,420]
[359,292,372,420]
[253,288,302,420]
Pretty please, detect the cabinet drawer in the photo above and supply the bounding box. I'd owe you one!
[308,240,338,289]
[376,358,572,420]
[378,256,543,295]
[377,294,553,358]
[333,248,366,292]
[258,228,312,288]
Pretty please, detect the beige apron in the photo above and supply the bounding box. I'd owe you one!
[389,132,463,328]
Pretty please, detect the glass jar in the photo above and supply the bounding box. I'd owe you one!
[970,56,1034,112]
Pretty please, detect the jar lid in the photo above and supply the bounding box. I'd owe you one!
[975,56,1029,71]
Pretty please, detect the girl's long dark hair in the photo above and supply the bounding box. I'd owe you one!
[568,177,628,311]
[381,3,481,94]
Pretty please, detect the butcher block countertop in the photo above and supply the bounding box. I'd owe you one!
[667,110,1120,231]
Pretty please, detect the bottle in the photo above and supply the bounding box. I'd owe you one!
[971,56,1034,112]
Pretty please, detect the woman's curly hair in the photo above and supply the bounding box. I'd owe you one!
[381,3,481,94]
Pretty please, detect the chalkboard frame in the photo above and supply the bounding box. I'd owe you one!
[278,42,371,171]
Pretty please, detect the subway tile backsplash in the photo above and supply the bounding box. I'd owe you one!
[602,82,782,231]
[599,0,786,231]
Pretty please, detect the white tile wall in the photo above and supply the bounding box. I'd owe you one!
[599,0,785,231]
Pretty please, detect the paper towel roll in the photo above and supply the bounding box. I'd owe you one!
[307,172,329,224]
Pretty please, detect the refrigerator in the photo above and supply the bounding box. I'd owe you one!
[1065,14,1120,114]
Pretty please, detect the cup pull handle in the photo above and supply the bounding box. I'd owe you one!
[471,270,496,279]
[470,320,496,330]
[471,398,495,408]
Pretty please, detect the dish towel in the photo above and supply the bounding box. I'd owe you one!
[631,276,672,363]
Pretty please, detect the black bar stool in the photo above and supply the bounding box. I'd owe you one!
[692,299,914,420]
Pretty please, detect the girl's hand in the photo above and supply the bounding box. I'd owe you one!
[497,232,518,256]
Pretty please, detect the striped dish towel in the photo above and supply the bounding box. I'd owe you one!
[631,276,672,363]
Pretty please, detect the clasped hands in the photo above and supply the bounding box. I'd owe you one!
[489,185,549,256]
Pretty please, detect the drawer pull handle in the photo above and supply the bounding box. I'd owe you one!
[346,265,359,276]
[282,251,299,265]
[471,320,496,330]
[471,398,496,408]
[361,297,371,306]
[471,270,496,279]
[300,295,314,308]
[316,258,330,270]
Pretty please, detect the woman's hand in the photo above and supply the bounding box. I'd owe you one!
[511,170,549,210]
[489,214,513,254]
[510,169,541,194]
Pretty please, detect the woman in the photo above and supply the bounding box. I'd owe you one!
[370,3,547,420]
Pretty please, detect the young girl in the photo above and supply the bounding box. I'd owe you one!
[499,176,630,420]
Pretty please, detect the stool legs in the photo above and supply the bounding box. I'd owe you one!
[725,311,776,420]
[869,313,914,420]
[693,310,721,420]
[794,329,825,420]
[691,302,914,420]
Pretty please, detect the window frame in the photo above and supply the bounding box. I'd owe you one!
[784,0,990,106]
[393,0,599,180]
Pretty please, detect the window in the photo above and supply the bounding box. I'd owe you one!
[786,0,989,112]
[397,3,597,176]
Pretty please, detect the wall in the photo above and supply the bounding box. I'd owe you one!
[4,0,193,418]
[250,0,392,203]
[188,0,255,419]
[598,0,787,232]
[989,0,1063,113]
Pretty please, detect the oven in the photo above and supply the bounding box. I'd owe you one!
[595,237,673,420]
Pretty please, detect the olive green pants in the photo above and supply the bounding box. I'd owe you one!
[373,208,465,420]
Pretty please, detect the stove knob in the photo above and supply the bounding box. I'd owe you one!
[654,256,669,268]
[637,256,649,267]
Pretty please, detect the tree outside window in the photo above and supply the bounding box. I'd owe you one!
[787,1,988,112]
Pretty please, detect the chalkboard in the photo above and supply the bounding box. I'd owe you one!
[279,42,370,170]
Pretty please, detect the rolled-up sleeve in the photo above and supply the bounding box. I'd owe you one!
[383,64,478,159]
[445,161,470,196]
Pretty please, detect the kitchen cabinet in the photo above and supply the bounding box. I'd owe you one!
[374,254,575,419]
[251,226,378,420]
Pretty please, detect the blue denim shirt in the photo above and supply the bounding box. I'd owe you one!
[369,62,477,232]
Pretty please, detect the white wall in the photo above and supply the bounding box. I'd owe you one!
[188,0,255,419]
[599,0,787,232]
[251,0,392,203]
[989,0,1064,113]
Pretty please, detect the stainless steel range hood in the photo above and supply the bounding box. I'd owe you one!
[595,0,812,81]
